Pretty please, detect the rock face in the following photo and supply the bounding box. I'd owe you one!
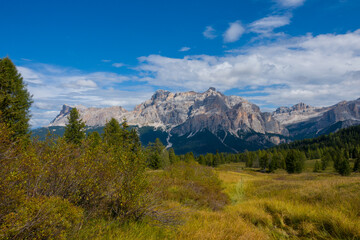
[272,103,328,126]
[49,104,128,127]
[50,88,287,136]
[283,98,360,139]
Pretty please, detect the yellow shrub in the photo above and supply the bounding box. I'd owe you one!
[0,196,83,240]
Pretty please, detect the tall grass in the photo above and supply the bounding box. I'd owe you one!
[75,162,360,240]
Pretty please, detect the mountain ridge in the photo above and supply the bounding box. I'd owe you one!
[43,88,360,154]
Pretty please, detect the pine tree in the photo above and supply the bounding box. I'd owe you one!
[338,158,351,176]
[146,138,168,169]
[168,148,177,164]
[313,160,321,172]
[285,150,305,174]
[64,108,86,145]
[87,131,102,148]
[103,118,123,146]
[259,152,269,171]
[185,152,196,163]
[353,158,360,172]
[269,154,279,173]
[0,57,32,139]
[198,155,206,165]
[321,152,332,170]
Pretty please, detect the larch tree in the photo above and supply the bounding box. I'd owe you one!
[0,57,32,139]
[64,108,86,145]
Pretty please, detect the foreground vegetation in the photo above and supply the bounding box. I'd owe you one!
[73,162,360,240]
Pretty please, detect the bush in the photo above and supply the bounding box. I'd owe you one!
[32,134,148,220]
[0,196,83,240]
[0,121,152,238]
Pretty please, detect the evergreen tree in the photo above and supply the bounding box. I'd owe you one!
[259,152,269,171]
[87,131,102,148]
[0,57,32,139]
[146,138,168,169]
[278,152,286,169]
[205,153,214,166]
[245,151,253,167]
[213,152,221,167]
[353,157,360,172]
[285,150,305,174]
[198,155,206,165]
[168,148,177,164]
[269,153,279,173]
[103,118,123,146]
[338,158,351,176]
[321,152,332,170]
[64,108,86,145]
[313,160,321,172]
[185,152,195,163]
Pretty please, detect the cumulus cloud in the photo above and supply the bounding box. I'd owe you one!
[274,0,305,8]
[249,15,291,35]
[73,79,98,88]
[137,30,360,108]
[179,47,191,52]
[20,29,360,127]
[18,64,153,128]
[112,62,124,68]
[203,26,217,39]
[223,21,245,43]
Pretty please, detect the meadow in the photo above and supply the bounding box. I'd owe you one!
[75,160,360,240]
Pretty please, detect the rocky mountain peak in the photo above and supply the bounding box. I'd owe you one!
[275,102,313,114]
[59,104,72,115]
[49,89,287,136]
[291,102,311,111]
[151,89,171,102]
[207,87,216,92]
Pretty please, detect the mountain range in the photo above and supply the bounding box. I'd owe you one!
[34,88,360,155]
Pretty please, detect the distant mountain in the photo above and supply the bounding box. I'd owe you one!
[273,98,360,140]
[50,88,286,135]
[33,88,360,155]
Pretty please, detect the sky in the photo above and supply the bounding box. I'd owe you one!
[1,0,360,128]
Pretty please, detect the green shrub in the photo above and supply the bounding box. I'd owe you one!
[0,196,83,240]
[0,121,152,238]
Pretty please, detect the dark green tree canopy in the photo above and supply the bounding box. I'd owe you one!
[0,57,32,139]
[103,118,123,146]
[285,150,305,174]
[64,108,86,145]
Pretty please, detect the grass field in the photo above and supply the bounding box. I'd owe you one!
[76,161,360,240]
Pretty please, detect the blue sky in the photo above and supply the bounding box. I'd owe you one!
[1,0,360,128]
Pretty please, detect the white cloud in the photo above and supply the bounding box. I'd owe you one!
[112,62,124,68]
[223,21,245,43]
[19,30,360,128]
[179,47,191,52]
[203,26,217,39]
[249,15,291,35]
[101,59,111,62]
[274,0,305,8]
[18,64,153,128]
[75,79,98,88]
[138,30,360,107]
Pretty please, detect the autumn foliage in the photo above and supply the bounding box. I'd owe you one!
[0,120,149,239]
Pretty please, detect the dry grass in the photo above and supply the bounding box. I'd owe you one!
[76,161,360,240]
